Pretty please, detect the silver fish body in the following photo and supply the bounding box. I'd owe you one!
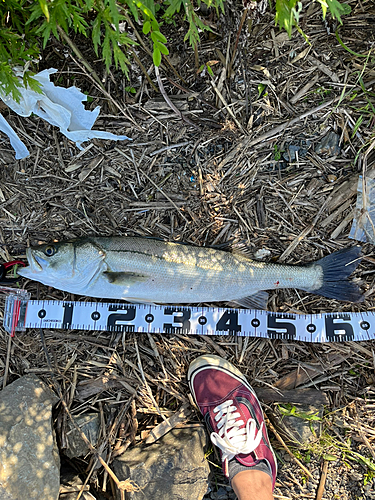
[18,236,363,307]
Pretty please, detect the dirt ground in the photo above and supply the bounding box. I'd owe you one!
[0,0,375,498]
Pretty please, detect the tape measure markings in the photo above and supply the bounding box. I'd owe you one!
[4,297,375,342]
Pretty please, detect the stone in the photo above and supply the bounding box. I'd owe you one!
[0,375,60,500]
[279,403,322,446]
[113,426,210,500]
[59,465,96,500]
[215,486,229,499]
[315,130,341,156]
[64,412,101,459]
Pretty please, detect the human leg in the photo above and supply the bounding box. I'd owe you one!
[231,469,273,500]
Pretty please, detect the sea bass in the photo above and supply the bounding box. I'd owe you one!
[18,237,363,309]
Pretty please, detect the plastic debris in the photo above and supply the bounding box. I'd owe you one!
[349,176,375,244]
[0,68,131,160]
[254,248,271,260]
[282,142,310,162]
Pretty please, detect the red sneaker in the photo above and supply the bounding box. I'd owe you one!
[188,354,277,490]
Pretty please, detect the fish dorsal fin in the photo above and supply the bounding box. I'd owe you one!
[214,240,253,258]
[231,241,253,258]
[228,291,269,310]
[103,271,148,285]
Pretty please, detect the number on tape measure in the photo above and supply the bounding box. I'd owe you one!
[325,314,354,341]
[107,304,136,332]
[163,307,191,334]
[267,313,296,340]
[216,310,241,334]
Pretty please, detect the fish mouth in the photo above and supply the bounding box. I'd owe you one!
[18,248,45,275]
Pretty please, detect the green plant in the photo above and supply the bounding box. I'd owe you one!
[163,0,224,48]
[275,0,352,38]
[273,144,283,161]
[0,0,353,101]
[278,403,322,422]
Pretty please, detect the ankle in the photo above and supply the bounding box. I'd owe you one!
[231,470,274,500]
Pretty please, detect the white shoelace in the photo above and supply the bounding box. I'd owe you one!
[210,399,264,476]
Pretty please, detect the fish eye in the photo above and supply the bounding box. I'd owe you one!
[44,245,56,257]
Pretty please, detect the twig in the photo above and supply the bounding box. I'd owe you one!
[228,8,248,77]
[149,141,191,156]
[218,98,338,170]
[122,10,153,58]
[57,27,104,89]
[211,79,247,135]
[68,52,143,131]
[316,461,328,500]
[122,10,187,85]
[39,328,139,500]
[265,415,314,480]
[139,160,189,223]
[134,338,168,422]
[154,66,199,129]
[129,48,159,93]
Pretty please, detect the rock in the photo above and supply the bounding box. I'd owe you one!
[113,427,210,500]
[64,412,101,458]
[0,375,60,500]
[278,403,322,446]
[315,130,341,156]
[59,465,96,500]
[349,471,363,481]
[215,486,228,500]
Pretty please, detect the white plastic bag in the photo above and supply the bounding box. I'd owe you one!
[0,68,131,160]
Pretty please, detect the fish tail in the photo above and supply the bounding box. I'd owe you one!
[309,246,363,302]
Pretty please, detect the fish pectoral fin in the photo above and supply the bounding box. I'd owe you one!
[103,271,148,285]
[228,291,269,310]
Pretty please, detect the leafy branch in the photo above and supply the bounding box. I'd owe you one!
[0,0,352,101]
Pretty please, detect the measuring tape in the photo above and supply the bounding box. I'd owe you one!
[2,290,374,342]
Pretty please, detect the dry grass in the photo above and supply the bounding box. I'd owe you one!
[1,0,375,498]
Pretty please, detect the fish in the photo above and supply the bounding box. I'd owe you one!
[18,236,363,309]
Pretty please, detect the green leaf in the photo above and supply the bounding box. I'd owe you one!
[38,0,50,22]
[155,40,169,55]
[109,0,120,29]
[102,32,112,70]
[126,0,139,22]
[326,0,351,22]
[275,0,298,37]
[352,115,363,138]
[150,30,167,43]
[143,21,151,34]
[335,30,368,58]
[92,14,102,54]
[22,72,42,94]
[207,64,214,77]
[340,3,351,15]
[163,0,183,17]
[153,46,161,66]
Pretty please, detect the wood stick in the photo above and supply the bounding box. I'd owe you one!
[316,461,329,500]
